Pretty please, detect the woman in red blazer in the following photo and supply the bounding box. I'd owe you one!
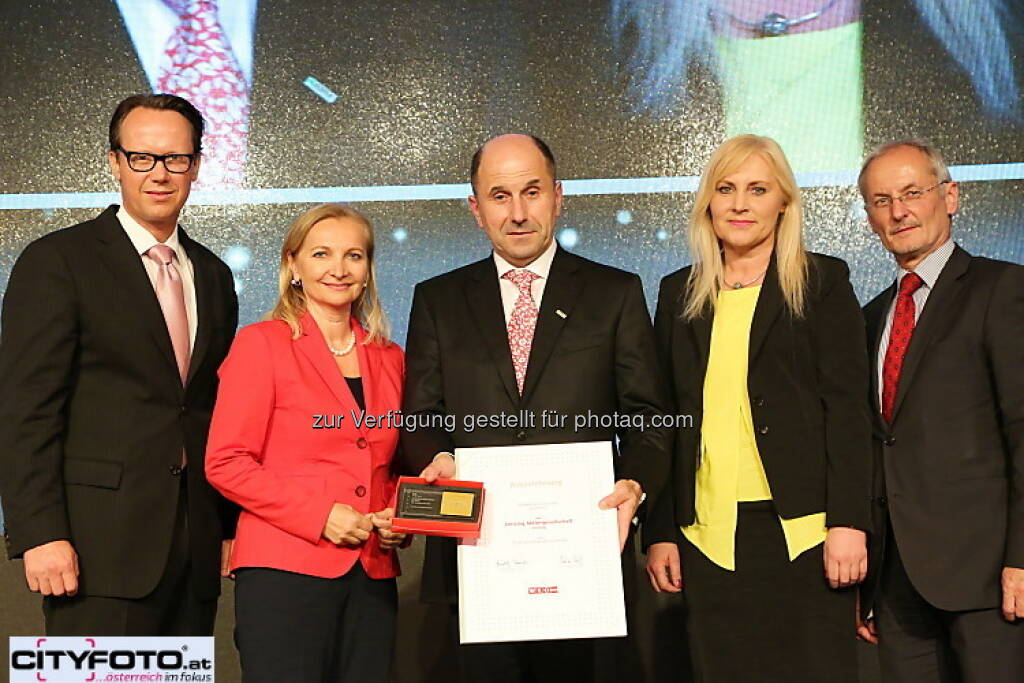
[206,203,405,683]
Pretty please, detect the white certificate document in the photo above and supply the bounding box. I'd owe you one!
[455,441,626,643]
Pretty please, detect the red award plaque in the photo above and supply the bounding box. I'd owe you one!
[391,476,484,539]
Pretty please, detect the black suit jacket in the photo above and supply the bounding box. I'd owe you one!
[644,254,873,549]
[861,245,1024,612]
[400,246,672,603]
[0,205,238,600]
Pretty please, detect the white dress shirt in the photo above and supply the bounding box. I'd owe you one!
[876,238,956,404]
[117,207,199,352]
[493,238,558,323]
[115,0,257,88]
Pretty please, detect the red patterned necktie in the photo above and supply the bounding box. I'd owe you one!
[502,269,541,394]
[881,272,925,423]
[157,0,250,188]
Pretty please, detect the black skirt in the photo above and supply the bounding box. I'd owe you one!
[680,501,857,683]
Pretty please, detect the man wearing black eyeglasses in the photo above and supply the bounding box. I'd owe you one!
[0,93,239,635]
[857,140,1024,682]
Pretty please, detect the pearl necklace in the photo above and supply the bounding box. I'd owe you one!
[327,331,356,356]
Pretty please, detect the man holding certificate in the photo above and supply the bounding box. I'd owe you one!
[401,133,672,682]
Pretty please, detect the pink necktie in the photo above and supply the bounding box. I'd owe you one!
[146,244,191,383]
[502,269,541,394]
[157,0,250,188]
[881,272,925,423]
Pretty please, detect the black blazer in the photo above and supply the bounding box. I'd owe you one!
[861,245,1024,612]
[400,246,673,602]
[644,253,873,549]
[0,205,238,600]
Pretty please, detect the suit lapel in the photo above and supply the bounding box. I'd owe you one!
[180,229,214,387]
[520,248,583,405]
[294,313,351,409]
[93,206,181,385]
[748,255,784,364]
[864,283,896,418]
[351,320,376,436]
[464,258,520,406]
[890,246,971,422]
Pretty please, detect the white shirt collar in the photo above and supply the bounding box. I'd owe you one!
[116,206,186,261]
[898,238,955,290]
[492,238,558,280]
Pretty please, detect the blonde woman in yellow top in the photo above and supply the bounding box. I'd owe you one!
[644,135,872,682]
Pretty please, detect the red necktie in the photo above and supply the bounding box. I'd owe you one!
[502,270,540,394]
[881,272,925,423]
[157,0,250,188]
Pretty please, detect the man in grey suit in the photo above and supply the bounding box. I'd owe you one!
[858,139,1024,681]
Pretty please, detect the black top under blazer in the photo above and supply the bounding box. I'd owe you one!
[644,253,874,548]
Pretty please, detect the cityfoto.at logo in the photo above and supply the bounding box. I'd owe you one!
[9,637,215,682]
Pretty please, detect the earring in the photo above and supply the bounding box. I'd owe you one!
[290,276,301,287]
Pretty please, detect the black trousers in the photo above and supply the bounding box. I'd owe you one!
[876,536,1024,683]
[234,563,397,683]
[679,502,858,683]
[43,481,217,635]
[453,611,597,683]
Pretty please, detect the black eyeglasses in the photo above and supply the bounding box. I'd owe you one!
[117,147,198,173]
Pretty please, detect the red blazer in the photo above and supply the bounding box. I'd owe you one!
[205,312,404,579]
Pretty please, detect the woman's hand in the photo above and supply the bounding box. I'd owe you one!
[646,542,683,593]
[370,507,407,551]
[824,527,867,588]
[322,503,373,546]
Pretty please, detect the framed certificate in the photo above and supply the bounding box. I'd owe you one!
[455,441,627,643]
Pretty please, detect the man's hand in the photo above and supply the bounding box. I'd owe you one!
[23,540,79,596]
[823,527,867,588]
[322,503,373,546]
[220,539,235,579]
[1001,566,1024,621]
[419,452,455,483]
[370,507,407,551]
[855,591,878,644]
[598,478,642,552]
[646,542,682,593]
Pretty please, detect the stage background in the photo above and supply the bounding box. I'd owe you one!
[2,1,1022,681]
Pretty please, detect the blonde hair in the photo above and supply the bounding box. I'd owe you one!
[683,134,808,320]
[271,203,391,344]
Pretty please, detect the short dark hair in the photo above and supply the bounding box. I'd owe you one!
[109,94,204,154]
[470,134,556,193]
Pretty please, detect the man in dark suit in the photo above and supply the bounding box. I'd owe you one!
[858,140,1024,681]
[400,133,672,682]
[0,94,239,635]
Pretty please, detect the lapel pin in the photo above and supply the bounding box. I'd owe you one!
[555,309,567,319]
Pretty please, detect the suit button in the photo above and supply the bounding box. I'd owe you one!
[877,496,887,506]
[754,397,765,408]
[757,425,769,435]
[355,485,367,497]
[515,430,527,441]
[169,465,182,476]
[356,437,368,449]
[884,437,896,447]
